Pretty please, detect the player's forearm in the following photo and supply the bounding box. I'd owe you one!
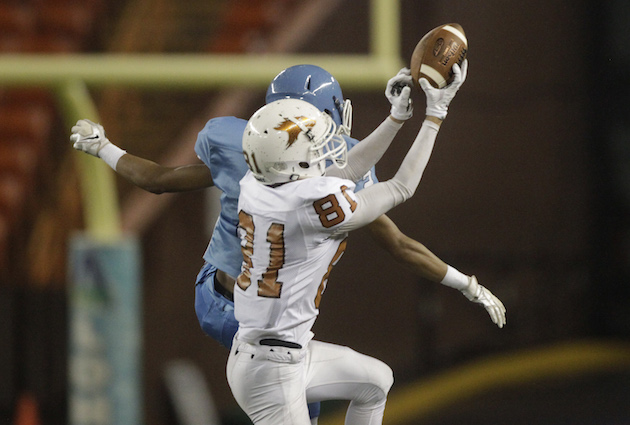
[397,242,475,292]
[366,215,447,281]
[393,236,472,290]
[390,239,473,288]
[367,215,473,290]
[351,118,441,213]
[393,237,448,281]
[390,118,440,198]
[116,154,212,193]
[326,117,403,182]
[115,154,170,193]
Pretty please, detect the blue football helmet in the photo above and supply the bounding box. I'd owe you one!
[265,64,352,135]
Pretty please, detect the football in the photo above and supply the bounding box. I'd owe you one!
[410,23,468,89]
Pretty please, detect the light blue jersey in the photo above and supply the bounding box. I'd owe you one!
[195,117,250,279]
[194,116,376,281]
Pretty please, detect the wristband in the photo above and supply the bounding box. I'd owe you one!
[99,143,126,171]
[440,265,470,290]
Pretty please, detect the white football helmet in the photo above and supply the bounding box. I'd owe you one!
[242,99,347,185]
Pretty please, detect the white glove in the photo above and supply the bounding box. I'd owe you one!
[70,119,111,157]
[385,68,413,121]
[461,275,506,328]
[419,59,468,120]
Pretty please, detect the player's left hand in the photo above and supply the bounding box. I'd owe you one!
[419,59,468,120]
[461,275,506,328]
[70,119,111,157]
[385,68,413,121]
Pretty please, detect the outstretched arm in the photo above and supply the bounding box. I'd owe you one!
[336,61,468,232]
[366,214,507,328]
[70,119,213,193]
[366,214,446,281]
[115,155,212,194]
[326,68,413,182]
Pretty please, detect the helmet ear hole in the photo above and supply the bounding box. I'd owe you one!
[299,161,309,169]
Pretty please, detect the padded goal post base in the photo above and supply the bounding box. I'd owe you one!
[67,233,142,425]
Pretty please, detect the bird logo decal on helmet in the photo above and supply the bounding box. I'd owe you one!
[274,116,317,148]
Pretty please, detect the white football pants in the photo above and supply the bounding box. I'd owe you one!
[227,336,394,425]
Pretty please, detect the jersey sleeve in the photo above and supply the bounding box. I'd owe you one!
[299,177,358,237]
[194,116,248,167]
[194,126,212,168]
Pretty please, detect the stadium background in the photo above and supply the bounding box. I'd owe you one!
[1,0,629,424]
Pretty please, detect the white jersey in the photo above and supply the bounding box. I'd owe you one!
[235,171,358,347]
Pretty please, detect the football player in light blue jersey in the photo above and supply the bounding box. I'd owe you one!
[71,64,506,424]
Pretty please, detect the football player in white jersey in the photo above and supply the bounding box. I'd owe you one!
[71,62,505,424]
[226,61,490,425]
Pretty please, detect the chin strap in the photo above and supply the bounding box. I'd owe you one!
[339,99,353,135]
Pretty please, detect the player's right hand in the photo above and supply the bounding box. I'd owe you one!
[70,119,111,157]
[419,59,468,120]
[385,68,413,121]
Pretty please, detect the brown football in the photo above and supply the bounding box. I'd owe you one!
[410,23,468,89]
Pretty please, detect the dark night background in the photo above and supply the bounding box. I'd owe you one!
[1,0,629,424]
